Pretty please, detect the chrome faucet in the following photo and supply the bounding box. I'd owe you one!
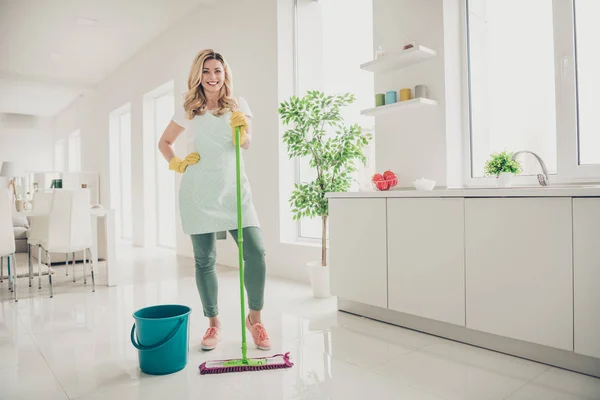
[511,151,549,186]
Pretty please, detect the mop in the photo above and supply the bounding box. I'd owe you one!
[199,126,293,375]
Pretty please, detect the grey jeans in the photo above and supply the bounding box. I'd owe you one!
[190,226,266,318]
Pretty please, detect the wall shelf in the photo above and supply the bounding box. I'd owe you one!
[360,98,438,117]
[360,45,437,73]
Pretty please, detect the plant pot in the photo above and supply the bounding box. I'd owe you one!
[307,261,330,299]
[496,172,513,188]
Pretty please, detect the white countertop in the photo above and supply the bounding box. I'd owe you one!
[326,184,600,198]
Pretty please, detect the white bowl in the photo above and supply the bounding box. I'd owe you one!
[413,178,436,191]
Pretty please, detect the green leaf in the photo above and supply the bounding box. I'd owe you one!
[483,151,523,177]
[278,90,372,221]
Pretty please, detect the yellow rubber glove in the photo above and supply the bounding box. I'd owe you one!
[230,111,248,146]
[169,152,200,173]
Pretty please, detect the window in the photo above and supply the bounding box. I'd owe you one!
[574,0,600,165]
[54,139,65,172]
[466,0,557,178]
[142,80,176,249]
[294,0,374,240]
[68,130,81,172]
[153,91,176,249]
[109,104,132,240]
[465,0,600,182]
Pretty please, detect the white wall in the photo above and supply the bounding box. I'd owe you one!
[54,0,320,282]
[372,0,462,188]
[0,113,54,173]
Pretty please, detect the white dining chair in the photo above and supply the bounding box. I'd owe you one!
[30,191,77,282]
[0,188,17,302]
[27,191,53,290]
[33,190,95,297]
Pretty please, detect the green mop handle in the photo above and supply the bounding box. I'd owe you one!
[235,126,248,363]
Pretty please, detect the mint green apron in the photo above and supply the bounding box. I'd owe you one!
[178,110,260,235]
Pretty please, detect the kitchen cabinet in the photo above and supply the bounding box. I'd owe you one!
[387,198,465,325]
[465,198,573,351]
[329,198,388,308]
[573,198,600,358]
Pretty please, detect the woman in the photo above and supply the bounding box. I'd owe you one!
[158,49,270,352]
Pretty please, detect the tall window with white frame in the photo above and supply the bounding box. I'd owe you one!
[573,0,600,166]
[152,88,176,249]
[54,139,65,172]
[465,0,600,183]
[68,129,81,172]
[109,105,133,241]
[293,0,375,241]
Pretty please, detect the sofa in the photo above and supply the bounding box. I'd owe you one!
[12,215,29,253]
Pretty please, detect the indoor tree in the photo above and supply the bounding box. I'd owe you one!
[278,91,372,267]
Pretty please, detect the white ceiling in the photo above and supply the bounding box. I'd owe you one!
[0,0,213,117]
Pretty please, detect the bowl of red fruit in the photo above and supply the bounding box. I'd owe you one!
[371,170,398,191]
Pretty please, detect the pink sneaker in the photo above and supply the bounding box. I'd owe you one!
[245,316,271,351]
[201,326,220,351]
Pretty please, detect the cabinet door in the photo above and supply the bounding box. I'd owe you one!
[329,198,387,308]
[465,198,573,351]
[387,198,465,326]
[573,198,600,358]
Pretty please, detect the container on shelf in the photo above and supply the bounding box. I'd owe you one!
[415,84,429,98]
[399,88,412,101]
[402,38,416,50]
[375,45,386,59]
[385,91,397,104]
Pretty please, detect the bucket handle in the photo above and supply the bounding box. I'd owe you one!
[130,318,185,351]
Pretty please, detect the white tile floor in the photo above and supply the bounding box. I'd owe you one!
[1,245,600,400]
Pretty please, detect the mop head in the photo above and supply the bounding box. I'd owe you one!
[199,352,293,375]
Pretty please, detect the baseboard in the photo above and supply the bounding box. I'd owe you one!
[338,298,600,378]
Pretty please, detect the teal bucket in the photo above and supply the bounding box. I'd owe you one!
[130,304,191,375]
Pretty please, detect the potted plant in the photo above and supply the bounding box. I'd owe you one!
[278,91,372,298]
[484,151,522,187]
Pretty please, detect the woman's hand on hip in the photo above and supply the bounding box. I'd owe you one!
[169,152,201,173]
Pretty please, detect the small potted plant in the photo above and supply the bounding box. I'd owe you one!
[278,91,372,298]
[484,151,522,187]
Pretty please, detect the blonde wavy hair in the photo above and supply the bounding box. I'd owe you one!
[183,49,238,118]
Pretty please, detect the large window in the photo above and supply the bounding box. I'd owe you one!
[153,91,176,249]
[294,0,374,240]
[142,80,176,249]
[574,0,600,165]
[466,0,600,182]
[109,104,132,240]
[54,139,65,172]
[68,130,81,172]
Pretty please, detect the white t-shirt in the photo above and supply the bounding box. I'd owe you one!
[171,96,252,129]
[171,97,252,154]
[172,97,252,154]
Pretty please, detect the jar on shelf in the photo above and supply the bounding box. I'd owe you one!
[402,38,415,50]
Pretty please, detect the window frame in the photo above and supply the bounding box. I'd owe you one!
[54,139,66,172]
[291,0,375,243]
[151,84,176,250]
[293,0,322,242]
[460,0,600,187]
[68,129,81,172]
[108,103,132,241]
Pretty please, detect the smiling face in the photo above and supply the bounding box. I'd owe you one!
[184,49,236,116]
[201,58,225,94]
